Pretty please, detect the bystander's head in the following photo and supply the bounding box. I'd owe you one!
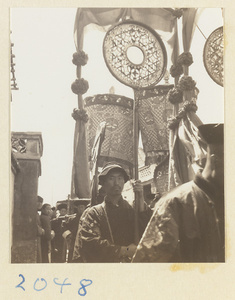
[57,203,67,216]
[41,203,52,216]
[98,163,129,196]
[37,196,44,211]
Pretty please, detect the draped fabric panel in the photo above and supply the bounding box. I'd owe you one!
[168,112,206,190]
[71,119,91,198]
[74,8,179,64]
[182,8,199,52]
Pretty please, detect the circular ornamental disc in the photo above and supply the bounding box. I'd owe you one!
[103,20,167,89]
[203,26,223,87]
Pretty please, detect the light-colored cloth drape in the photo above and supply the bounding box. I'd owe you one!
[182,8,198,52]
[71,118,91,198]
[168,112,206,190]
[74,8,179,64]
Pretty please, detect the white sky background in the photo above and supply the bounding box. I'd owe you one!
[11,8,224,206]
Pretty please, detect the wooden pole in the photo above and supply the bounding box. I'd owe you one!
[133,90,139,244]
[76,65,84,110]
[76,31,85,110]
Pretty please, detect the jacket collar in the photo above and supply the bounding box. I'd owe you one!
[194,172,224,203]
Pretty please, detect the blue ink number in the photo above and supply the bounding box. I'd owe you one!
[15,274,25,291]
[33,278,47,291]
[78,279,92,296]
[53,278,71,294]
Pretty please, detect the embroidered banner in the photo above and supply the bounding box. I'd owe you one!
[137,85,174,165]
[84,94,134,175]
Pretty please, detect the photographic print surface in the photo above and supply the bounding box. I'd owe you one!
[10,7,224,265]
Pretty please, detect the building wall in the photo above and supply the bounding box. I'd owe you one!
[13,160,40,242]
[11,132,43,263]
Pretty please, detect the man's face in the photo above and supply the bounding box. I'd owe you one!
[37,201,43,211]
[43,205,52,216]
[60,208,67,216]
[103,170,125,196]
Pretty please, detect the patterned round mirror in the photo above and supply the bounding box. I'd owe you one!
[103,20,167,89]
[203,26,223,87]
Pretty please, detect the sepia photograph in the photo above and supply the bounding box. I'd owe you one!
[10,7,225,266]
[2,0,235,298]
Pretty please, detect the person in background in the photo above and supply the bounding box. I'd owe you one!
[72,187,105,262]
[49,206,57,262]
[40,203,55,263]
[36,196,44,263]
[62,200,89,262]
[58,204,67,217]
[77,162,151,262]
[132,124,224,263]
[51,203,68,263]
[50,206,57,219]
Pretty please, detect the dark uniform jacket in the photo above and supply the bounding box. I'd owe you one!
[62,213,82,262]
[76,197,151,262]
[132,173,224,262]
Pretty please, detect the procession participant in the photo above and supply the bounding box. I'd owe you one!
[51,203,68,263]
[62,200,89,262]
[40,203,55,263]
[49,206,56,262]
[36,196,44,263]
[59,204,67,216]
[71,188,106,262]
[50,206,57,219]
[132,124,224,263]
[78,162,151,262]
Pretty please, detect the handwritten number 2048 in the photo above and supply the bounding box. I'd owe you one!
[15,274,92,296]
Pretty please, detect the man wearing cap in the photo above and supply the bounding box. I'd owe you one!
[132,124,224,263]
[78,163,151,262]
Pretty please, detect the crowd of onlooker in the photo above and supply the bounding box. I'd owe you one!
[36,197,87,263]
